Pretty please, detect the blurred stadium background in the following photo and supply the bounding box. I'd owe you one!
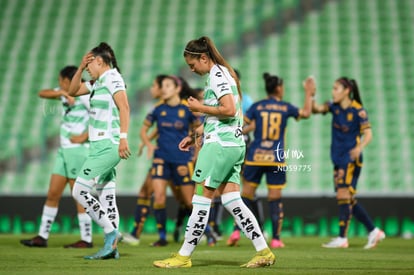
[0,0,413,237]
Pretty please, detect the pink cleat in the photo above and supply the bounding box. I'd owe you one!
[364,228,386,249]
[270,239,285,248]
[226,230,241,246]
[322,237,349,248]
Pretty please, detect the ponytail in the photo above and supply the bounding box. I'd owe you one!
[184,36,242,99]
[349,79,363,105]
[337,77,363,106]
[263,72,283,95]
[91,42,122,74]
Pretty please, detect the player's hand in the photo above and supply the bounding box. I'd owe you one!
[187,96,203,113]
[69,134,85,144]
[80,52,95,70]
[178,136,193,151]
[349,146,361,161]
[61,91,75,106]
[119,139,131,159]
[303,76,316,97]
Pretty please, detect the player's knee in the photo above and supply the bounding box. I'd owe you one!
[221,191,241,211]
[46,190,62,202]
[153,194,166,205]
[71,180,88,202]
[71,183,81,201]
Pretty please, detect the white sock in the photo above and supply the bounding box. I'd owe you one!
[72,177,115,234]
[178,195,211,257]
[38,206,58,239]
[96,181,119,229]
[78,213,92,243]
[222,191,268,252]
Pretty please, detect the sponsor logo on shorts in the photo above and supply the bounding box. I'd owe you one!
[83,168,91,176]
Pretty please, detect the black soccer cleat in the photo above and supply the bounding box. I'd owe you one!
[64,240,93,248]
[20,235,48,247]
[150,239,168,247]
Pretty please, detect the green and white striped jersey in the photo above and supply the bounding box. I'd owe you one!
[203,64,244,147]
[85,68,126,144]
[59,89,90,148]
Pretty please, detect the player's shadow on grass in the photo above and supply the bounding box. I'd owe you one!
[195,258,241,267]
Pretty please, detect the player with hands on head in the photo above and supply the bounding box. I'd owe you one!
[68,42,130,260]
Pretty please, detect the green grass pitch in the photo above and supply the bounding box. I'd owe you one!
[1,234,413,274]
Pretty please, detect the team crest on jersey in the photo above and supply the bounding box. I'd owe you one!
[347,113,353,121]
[161,111,167,116]
[178,109,185,118]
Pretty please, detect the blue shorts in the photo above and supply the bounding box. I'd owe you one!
[333,162,362,194]
[151,158,194,186]
[243,164,286,189]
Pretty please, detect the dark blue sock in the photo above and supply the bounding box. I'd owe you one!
[241,196,254,209]
[338,199,352,238]
[131,197,150,238]
[153,204,167,240]
[175,204,190,228]
[208,197,221,232]
[269,199,283,240]
[352,201,375,232]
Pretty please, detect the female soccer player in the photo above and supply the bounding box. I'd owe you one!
[68,42,130,259]
[153,36,275,268]
[141,75,200,247]
[312,77,385,249]
[227,73,314,248]
[21,66,92,248]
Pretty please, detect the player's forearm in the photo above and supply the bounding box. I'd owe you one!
[119,104,130,137]
[360,128,372,151]
[68,68,83,96]
[312,101,328,114]
[301,92,312,118]
[200,104,236,117]
[38,89,62,99]
[140,125,152,147]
